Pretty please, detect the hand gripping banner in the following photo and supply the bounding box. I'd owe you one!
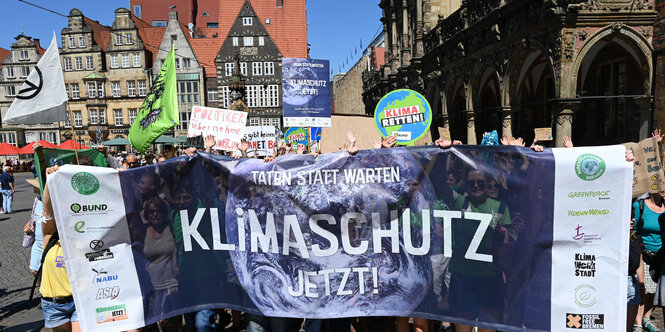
[47,145,631,332]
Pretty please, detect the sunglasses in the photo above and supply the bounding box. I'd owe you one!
[487,183,499,190]
[128,161,138,165]
[469,180,486,188]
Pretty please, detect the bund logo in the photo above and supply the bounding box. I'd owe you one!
[71,172,100,195]
[575,154,606,181]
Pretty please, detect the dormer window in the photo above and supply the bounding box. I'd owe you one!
[115,34,123,45]
[243,17,253,26]
[19,50,29,60]
[124,33,133,45]
[69,37,76,49]
[201,12,209,17]
[79,36,86,48]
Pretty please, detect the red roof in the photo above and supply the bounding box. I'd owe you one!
[83,17,111,51]
[0,142,20,155]
[0,48,10,69]
[19,140,57,154]
[189,38,221,78]
[57,140,89,150]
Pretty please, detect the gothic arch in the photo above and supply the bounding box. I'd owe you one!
[569,24,653,98]
[505,39,556,103]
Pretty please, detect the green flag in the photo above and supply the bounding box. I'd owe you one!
[129,47,179,153]
[34,148,108,193]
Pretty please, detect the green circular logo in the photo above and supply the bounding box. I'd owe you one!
[71,172,100,195]
[575,154,606,181]
[71,203,81,213]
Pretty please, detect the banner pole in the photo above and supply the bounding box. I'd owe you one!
[66,102,80,165]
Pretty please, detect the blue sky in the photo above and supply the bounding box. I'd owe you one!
[2,0,382,76]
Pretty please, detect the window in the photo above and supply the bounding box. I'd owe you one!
[265,18,271,24]
[71,83,80,99]
[175,58,180,69]
[138,80,147,96]
[243,37,253,46]
[171,35,177,49]
[261,117,280,128]
[97,82,104,98]
[179,111,191,131]
[69,37,76,49]
[268,84,279,107]
[208,89,218,102]
[240,62,247,76]
[133,53,141,67]
[65,84,69,98]
[225,63,234,76]
[258,37,265,46]
[5,85,16,96]
[243,17,253,26]
[1,133,16,145]
[6,67,14,78]
[85,56,94,70]
[110,55,118,69]
[64,113,70,127]
[125,33,133,45]
[111,82,120,97]
[19,50,29,60]
[133,5,141,18]
[276,0,283,8]
[207,22,218,28]
[246,85,258,107]
[178,81,200,104]
[114,109,123,126]
[220,86,230,108]
[64,58,72,71]
[259,85,267,107]
[87,82,97,98]
[249,117,260,126]
[89,108,98,124]
[20,66,30,78]
[73,111,82,127]
[75,57,83,71]
[183,58,191,69]
[115,34,123,45]
[79,36,86,48]
[99,109,106,124]
[127,81,136,97]
[39,132,57,144]
[121,54,130,68]
[202,12,209,16]
[252,62,262,76]
[152,20,167,27]
[232,37,238,46]
[128,109,137,124]
[264,62,274,75]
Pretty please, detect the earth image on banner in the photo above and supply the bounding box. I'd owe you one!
[282,58,319,106]
[375,89,432,144]
[225,151,434,317]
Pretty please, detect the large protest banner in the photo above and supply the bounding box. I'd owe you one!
[48,145,631,332]
[282,58,331,128]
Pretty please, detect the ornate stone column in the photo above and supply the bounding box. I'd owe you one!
[465,110,477,145]
[634,96,653,141]
[500,106,513,138]
[554,100,580,147]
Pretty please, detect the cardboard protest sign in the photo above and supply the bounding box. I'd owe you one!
[438,127,451,140]
[534,128,553,141]
[241,126,277,157]
[188,106,247,150]
[374,89,432,146]
[623,136,665,197]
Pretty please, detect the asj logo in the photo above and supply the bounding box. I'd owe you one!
[96,286,120,300]
[575,154,606,181]
[71,172,100,195]
[574,284,597,308]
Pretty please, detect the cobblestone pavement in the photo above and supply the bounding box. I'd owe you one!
[1,173,665,331]
[0,172,44,331]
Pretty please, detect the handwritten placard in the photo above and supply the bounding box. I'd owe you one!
[534,128,553,141]
[188,106,248,150]
[624,136,664,197]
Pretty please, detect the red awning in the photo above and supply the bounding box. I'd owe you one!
[18,140,57,154]
[57,140,89,150]
[0,142,20,155]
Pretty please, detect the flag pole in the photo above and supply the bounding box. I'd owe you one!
[66,102,80,165]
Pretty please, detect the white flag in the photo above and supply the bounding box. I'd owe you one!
[4,32,67,125]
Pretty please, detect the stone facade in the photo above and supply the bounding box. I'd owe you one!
[215,0,282,129]
[364,0,657,146]
[333,57,369,115]
[0,35,51,147]
[153,11,206,137]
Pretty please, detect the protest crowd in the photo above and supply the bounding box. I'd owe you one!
[14,125,657,332]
